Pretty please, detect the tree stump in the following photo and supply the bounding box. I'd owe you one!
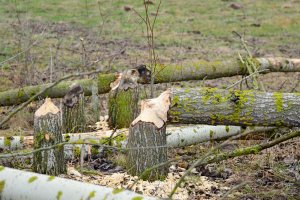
[33,98,66,175]
[62,83,86,133]
[108,65,151,129]
[108,87,139,129]
[127,90,170,181]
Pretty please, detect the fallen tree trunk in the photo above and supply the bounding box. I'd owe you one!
[169,87,300,127]
[1,57,299,107]
[0,166,157,200]
[0,126,275,151]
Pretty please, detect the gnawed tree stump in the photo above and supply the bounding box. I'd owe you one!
[127,90,170,181]
[62,83,86,133]
[108,65,151,128]
[33,98,66,175]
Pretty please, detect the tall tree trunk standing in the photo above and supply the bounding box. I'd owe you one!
[169,87,300,127]
[33,98,66,175]
[127,91,170,181]
[1,57,299,107]
[62,84,86,133]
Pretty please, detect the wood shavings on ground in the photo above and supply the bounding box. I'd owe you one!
[61,166,224,199]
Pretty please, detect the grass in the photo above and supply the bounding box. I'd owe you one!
[0,2,299,198]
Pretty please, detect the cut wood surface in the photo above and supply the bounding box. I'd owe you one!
[169,87,300,127]
[1,57,299,107]
[127,91,170,180]
[0,166,157,200]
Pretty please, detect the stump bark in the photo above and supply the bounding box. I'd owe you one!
[127,90,170,181]
[108,87,139,129]
[108,65,151,128]
[33,98,66,175]
[62,84,86,133]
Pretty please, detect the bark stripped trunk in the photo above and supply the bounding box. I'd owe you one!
[33,98,66,175]
[1,57,299,107]
[127,91,170,181]
[62,84,86,133]
[169,87,300,127]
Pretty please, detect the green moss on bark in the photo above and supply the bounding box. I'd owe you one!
[108,88,139,129]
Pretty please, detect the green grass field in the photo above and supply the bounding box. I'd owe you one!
[0,0,299,92]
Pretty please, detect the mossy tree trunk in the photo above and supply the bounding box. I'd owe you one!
[33,98,66,175]
[169,87,300,127]
[127,122,168,181]
[108,87,139,129]
[1,58,299,107]
[62,84,86,133]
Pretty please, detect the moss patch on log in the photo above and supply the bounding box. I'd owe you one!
[273,92,283,112]
[0,180,5,193]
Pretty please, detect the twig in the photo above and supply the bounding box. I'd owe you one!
[220,181,249,200]
[201,130,300,166]
[169,126,285,198]
[0,28,46,67]
[233,31,265,91]
[168,127,254,198]
[226,69,269,90]
[0,141,170,159]
[0,68,103,127]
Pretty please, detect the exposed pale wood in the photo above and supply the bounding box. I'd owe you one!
[132,90,170,128]
[127,89,169,181]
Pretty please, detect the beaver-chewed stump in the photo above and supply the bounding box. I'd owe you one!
[127,90,170,181]
[33,98,66,175]
[62,83,86,133]
[108,65,151,129]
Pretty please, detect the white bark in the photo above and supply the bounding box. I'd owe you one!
[0,125,274,152]
[0,166,157,200]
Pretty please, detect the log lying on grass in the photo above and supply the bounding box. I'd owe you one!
[0,166,157,200]
[1,57,299,107]
[169,87,300,127]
